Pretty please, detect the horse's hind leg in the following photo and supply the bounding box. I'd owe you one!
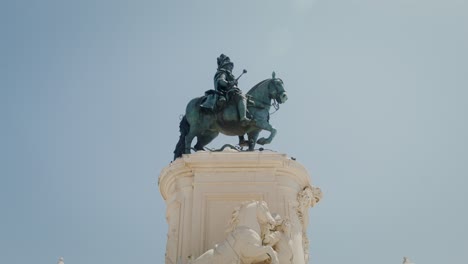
[184,130,196,154]
[194,131,219,151]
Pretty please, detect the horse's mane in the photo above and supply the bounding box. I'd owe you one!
[247,78,284,95]
[226,200,257,233]
[246,79,270,95]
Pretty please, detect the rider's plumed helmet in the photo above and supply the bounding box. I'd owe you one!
[217,54,234,69]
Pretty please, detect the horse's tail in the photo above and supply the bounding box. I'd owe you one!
[173,115,190,160]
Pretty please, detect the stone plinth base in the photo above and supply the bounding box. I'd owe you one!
[158,150,321,264]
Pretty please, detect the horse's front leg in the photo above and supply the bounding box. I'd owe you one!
[241,245,279,264]
[247,131,260,151]
[256,121,276,146]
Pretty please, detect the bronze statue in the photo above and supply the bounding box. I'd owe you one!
[173,54,288,160]
[201,54,251,125]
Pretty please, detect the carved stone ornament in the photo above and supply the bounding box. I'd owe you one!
[190,201,279,264]
[296,186,322,264]
[262,213,294,264]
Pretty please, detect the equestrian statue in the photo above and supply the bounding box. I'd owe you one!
[173,54,288,160]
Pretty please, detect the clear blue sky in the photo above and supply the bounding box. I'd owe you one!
[2,1,467,264]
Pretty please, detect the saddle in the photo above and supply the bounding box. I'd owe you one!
[200,89,226,111]
[200,90,254,132]
[201,89,254,111]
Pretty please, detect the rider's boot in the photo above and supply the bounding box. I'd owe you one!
[238,98,252,126]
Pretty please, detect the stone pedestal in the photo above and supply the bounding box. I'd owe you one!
[159,150,321,264]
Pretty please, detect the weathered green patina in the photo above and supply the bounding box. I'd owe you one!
[201,54,251,125]
[173,55,288,160]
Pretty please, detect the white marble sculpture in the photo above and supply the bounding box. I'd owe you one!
[403,257,415,264]
[262,214,294,264]
[57,257,64,264]
[289,186,323,264]
[159,151,322,264]
[190,201,279,264]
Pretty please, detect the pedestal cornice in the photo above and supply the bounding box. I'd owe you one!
[158,150,312,201]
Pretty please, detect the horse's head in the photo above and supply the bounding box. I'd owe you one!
[226,200,277,234]
[255,201,277,227]
[246,72,288,109]
[268,71,288,104]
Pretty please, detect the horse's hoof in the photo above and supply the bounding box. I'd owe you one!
[257,138,267,145]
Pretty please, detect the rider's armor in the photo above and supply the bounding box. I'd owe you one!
[201,54,251,125]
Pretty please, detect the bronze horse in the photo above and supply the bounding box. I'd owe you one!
[174,72,287,160]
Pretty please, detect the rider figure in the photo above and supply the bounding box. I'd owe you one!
[213,54,252,126]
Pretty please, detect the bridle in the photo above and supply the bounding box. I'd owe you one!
[247,79,283,115]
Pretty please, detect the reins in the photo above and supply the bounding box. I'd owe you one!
[246,80,281,115]
[270,100,280,115]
